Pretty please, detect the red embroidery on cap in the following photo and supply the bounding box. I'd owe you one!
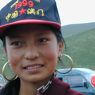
[15,1,22,9]
[22,0,28,6]
[28,1,34,7]
[19,8,26,15]
[15,0,34,10]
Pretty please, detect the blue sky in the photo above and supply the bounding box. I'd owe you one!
[0,0,95,25]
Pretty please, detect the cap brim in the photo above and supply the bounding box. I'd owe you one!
[0,19,60,34]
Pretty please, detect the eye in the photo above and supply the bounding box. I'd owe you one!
[38,37,49,43]
[10,41,24,48]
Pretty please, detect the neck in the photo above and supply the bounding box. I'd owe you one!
[19,76,53,95]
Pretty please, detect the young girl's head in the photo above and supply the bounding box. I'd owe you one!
[0,0,64,82]
[1,24,64,82]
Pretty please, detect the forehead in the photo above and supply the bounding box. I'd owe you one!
[4,24,55,36]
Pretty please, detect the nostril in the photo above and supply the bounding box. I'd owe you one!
[24,49,39,60]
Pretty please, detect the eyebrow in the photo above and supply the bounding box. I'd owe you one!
[7,34,23,39]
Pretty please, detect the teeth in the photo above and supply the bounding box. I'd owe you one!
[24,64,43,70]
[27,65,41,70]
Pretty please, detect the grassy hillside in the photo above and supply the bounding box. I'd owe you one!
[64,28,95,69]
[0,41,7,73]
[62,22,95,38]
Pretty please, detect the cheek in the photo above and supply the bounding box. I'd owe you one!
[7,50,18,63]
[46,50,58,63]
[5,48,22,72]
[44,49,58,75]
[41,44,59,67]
[7,52,19,71]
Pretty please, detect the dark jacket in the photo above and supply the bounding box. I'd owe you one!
[44,78,84,95]
[0,78,84,95]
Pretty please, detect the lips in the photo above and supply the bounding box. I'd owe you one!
[23,64,44,72]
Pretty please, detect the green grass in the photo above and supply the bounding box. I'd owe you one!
[0,41,7,73]
[64,29,95,69]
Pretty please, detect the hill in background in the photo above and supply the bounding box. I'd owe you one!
[60,22,95,69]
[64,28,95,69]
[62,22,95,38]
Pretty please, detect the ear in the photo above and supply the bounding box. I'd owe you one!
[58,42,64,57]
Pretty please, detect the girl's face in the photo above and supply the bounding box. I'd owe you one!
[5,25,63,83]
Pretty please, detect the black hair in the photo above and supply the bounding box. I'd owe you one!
[0,78,20,95]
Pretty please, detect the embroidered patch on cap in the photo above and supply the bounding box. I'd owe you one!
[6,0,45,22]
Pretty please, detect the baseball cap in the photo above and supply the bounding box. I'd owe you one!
[0,0,61,37]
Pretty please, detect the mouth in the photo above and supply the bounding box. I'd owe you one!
[23,64,44,73]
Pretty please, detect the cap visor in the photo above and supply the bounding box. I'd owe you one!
[0,19,60,32]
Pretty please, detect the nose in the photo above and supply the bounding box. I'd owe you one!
[24,46,39,60]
